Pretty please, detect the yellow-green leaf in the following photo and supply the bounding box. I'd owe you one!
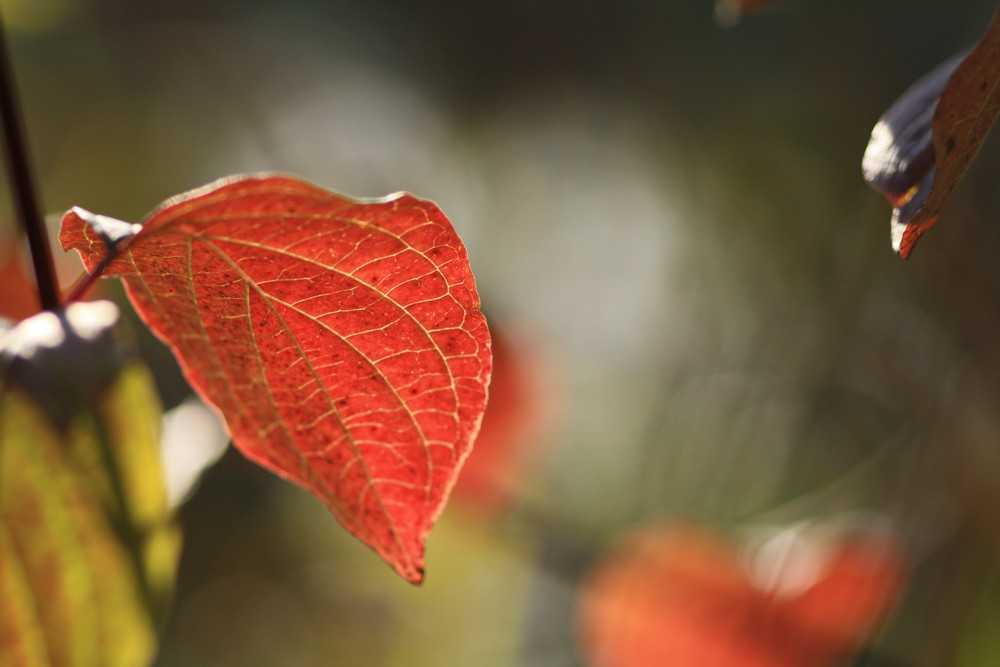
[0,304,180,667]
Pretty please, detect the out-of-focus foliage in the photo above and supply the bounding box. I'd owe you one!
[578,521,907,667]
[450,324,553,518]
[0,245,38,320]
[4,1,1000,665]
[0,303,179,666]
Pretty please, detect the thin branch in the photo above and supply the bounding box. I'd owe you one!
[0,11,60,311]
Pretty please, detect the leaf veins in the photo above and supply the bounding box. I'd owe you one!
[60,174,492,583]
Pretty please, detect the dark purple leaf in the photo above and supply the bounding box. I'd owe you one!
[863,8,1000,258]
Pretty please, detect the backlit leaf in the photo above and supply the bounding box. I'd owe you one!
[0,303,179,667]
[863,8,1000,258]
[59,174,492,583]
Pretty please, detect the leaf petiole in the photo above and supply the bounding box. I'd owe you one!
[63,269,104,304]
[61,209,140,303]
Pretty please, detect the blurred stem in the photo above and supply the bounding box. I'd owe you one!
[64,270,101,304]
[0,11,60,311]
[64,249,118,303]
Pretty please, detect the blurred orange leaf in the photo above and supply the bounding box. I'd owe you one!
[578,522,906,667]
[450,325,550,516]
[0,246,39,321]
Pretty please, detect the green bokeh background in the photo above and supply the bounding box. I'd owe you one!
[4,1,1000,665]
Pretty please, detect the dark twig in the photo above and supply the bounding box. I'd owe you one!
[0,11,60,311]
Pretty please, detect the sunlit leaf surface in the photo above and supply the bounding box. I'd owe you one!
[60,174,492,583]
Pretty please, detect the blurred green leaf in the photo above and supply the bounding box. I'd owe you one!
[0,306,180,667]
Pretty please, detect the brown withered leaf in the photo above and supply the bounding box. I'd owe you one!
[863,8,1000,258]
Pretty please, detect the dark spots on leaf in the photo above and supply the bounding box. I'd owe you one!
[92,174,488,584]
[438,333,459,354]
[945,136,956,154]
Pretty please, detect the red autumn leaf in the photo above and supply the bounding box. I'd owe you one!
[0,245,41,321]
[863,7,1000,258]
[59,174,492,583]
[577,522,906,667]
[450,325,550,516]
[780,534,906,653]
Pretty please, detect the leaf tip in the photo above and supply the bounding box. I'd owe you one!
[394,544,427,585]
[891,211,938,259]
[382,548,425,584]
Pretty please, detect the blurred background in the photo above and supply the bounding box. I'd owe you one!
[4,0,1000,665]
